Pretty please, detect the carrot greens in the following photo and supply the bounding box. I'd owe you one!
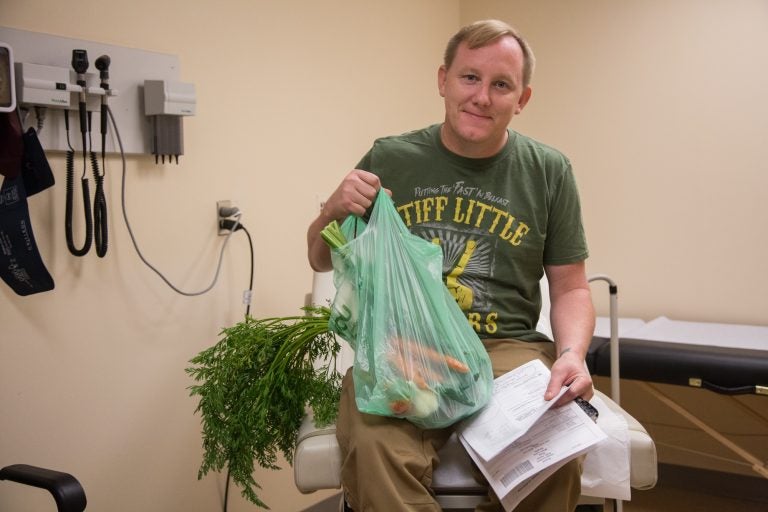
[186,306,341,509]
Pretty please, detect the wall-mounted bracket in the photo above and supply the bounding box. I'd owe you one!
[0,26,185,155]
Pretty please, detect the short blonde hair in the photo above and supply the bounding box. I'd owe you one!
[444,19,536,88]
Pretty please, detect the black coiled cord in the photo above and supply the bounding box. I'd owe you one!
[88,110,108,257]
[91,150,108,257]
[64,110,93,257]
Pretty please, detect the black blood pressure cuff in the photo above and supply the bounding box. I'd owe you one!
[22,127,55,196]
[0,175,54,295]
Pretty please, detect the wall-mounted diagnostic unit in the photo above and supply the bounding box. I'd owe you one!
[0,26,196,158]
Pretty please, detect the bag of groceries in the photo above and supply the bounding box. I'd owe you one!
[324,189,493,429]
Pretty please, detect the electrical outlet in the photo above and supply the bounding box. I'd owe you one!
[217,200,232,236]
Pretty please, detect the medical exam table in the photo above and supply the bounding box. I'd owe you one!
[588,316,768,486]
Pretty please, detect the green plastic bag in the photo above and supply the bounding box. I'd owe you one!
[328,190,493,429]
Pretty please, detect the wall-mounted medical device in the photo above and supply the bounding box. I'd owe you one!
[0,26,193,156]
[144,80,195,116]
[144,80,196,164]
[14,62,71,108]
[0,42,16,112]
[14,60,119,111]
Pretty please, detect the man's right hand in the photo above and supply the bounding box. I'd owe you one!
[321,169,383,221]
[307,170,386,272]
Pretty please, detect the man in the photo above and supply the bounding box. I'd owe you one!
[307,19,595,512]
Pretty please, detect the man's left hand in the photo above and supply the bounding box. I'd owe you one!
[544,351,594,407]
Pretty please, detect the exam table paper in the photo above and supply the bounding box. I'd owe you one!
[580,393,631,501]
[628,316,768,351]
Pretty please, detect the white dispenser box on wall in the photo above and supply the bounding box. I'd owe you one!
[144,80,196,116]
[143,79,196,163]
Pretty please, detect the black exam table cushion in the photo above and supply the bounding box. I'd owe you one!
[588,336,768,394]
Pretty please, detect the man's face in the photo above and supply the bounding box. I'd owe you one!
[438,36,532,158]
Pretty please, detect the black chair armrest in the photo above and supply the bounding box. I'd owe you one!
[0,464,87,512]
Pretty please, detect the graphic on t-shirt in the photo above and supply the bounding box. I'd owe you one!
[446,239,476,310]
[411,224,495,313]
[396,179,540,337]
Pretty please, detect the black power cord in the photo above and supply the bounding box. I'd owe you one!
[217,218,255,512]
[218,219,254,317]
[243,226,254,318]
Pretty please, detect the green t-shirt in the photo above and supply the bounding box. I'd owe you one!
[357,124,588,341]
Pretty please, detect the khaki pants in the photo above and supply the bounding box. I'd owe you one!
[336,340,583,512]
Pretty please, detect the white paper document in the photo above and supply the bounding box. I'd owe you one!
[457,359,568,462]
[458,360,607,511]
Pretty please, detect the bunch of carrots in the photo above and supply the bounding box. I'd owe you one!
[385,336,470,417]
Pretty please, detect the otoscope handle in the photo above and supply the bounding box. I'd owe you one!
[78,101,88,135]
[71,49,90,137]
[100,104,108,136]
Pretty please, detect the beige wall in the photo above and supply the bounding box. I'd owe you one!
[462,0,768,324]
[2,0,767,510]
[0,1,456,510]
